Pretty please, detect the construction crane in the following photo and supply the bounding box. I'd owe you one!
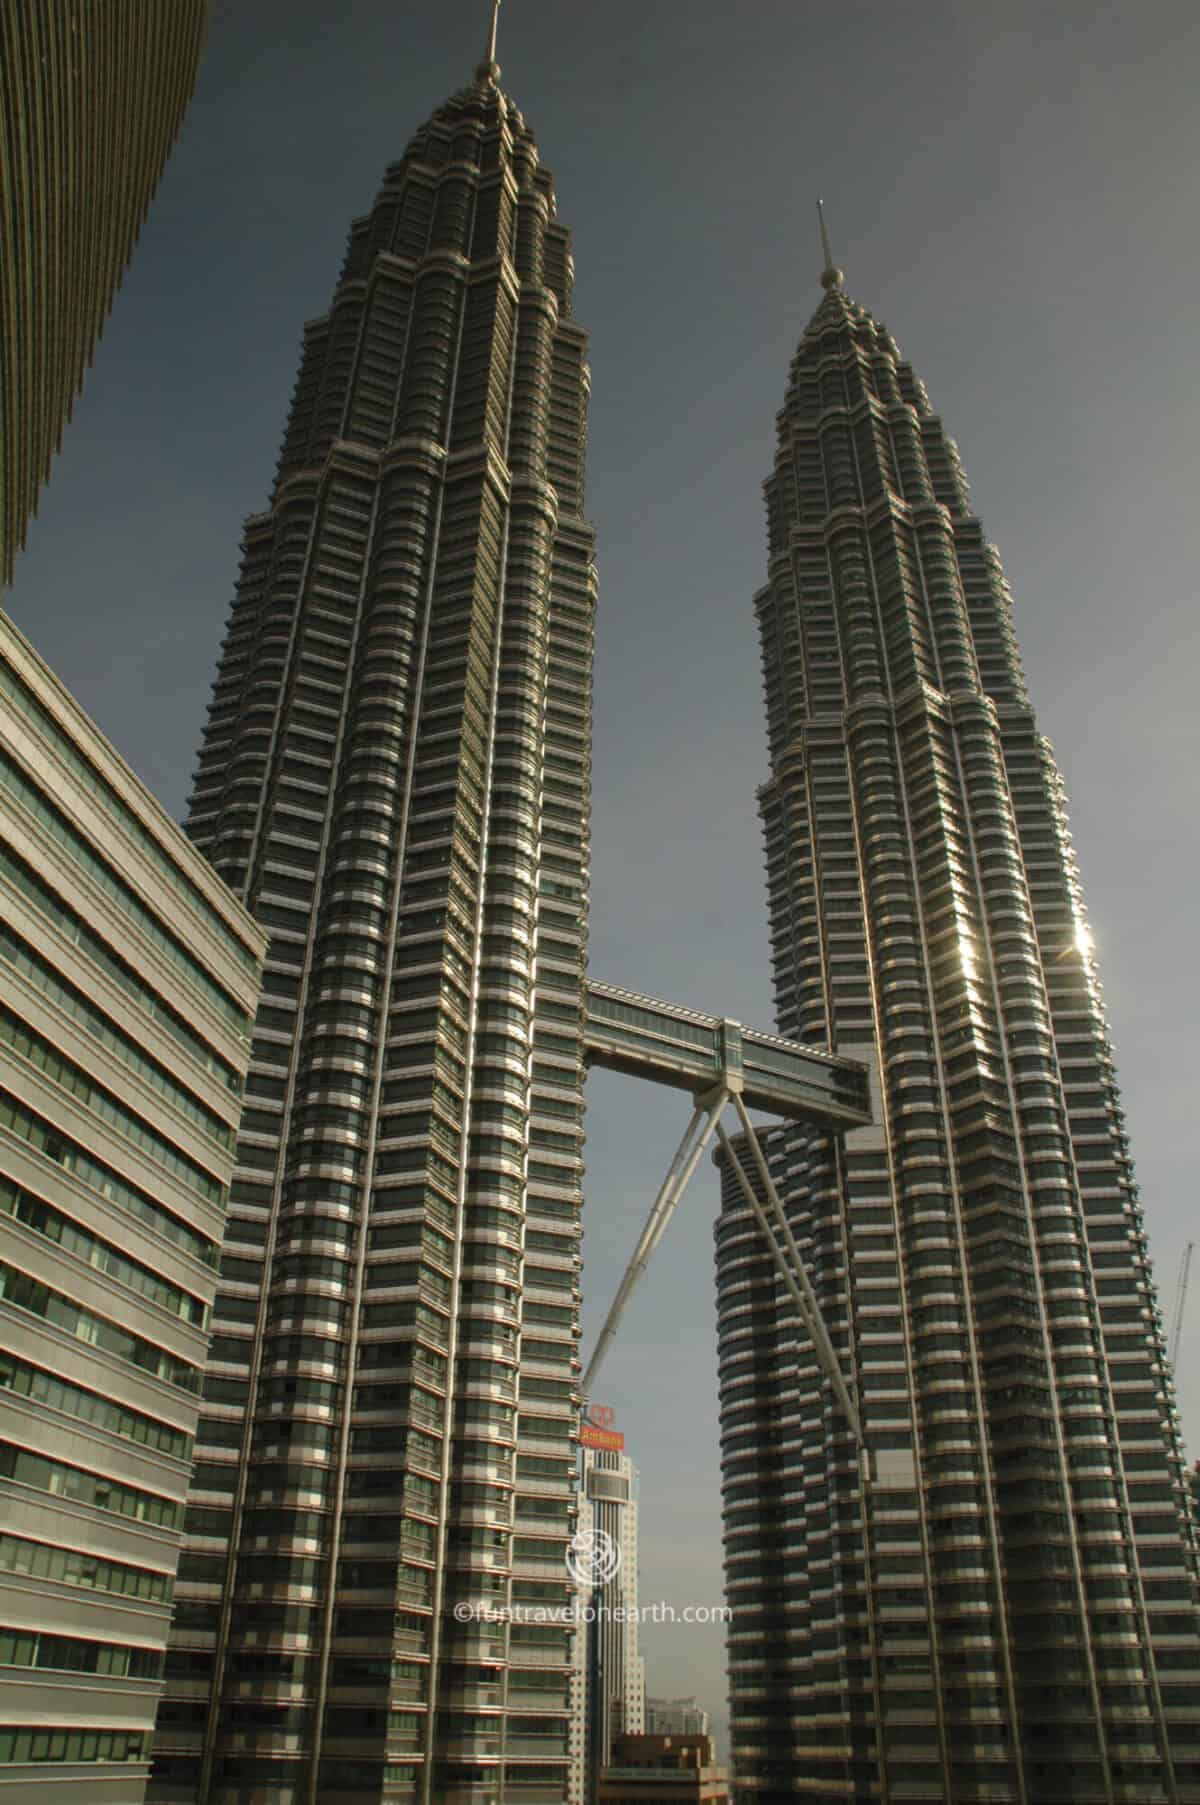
[1170,1241,1195,1368]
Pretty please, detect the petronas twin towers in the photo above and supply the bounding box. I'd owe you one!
[146,26,1200,1805]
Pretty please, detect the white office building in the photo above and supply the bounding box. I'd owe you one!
[568,1439,643,1804]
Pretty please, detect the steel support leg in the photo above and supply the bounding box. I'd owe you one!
[717,1102,863,1447]
[582,1086,727,1397]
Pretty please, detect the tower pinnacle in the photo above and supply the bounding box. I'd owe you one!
[478,0,501,82]
[817,197,844,291]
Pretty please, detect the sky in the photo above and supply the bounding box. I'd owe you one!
[6,0,1200,1750]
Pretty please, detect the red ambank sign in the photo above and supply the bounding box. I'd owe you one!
[580,1404,625,1453]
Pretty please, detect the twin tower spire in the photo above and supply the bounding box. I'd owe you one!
[817,194,845,289]
[477,0,501,80]
[475,5,843,292]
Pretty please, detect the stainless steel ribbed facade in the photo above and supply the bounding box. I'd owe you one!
[716,253,1200,1804]
[0,607,263,1803]
[0,0,207,584]
[148,46,592,1805]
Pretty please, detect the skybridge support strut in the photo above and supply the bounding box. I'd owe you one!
[716,1095,863,1447]
[578,982,873,1461]
[581,1084,727,1397]
[582,1081,863,1453]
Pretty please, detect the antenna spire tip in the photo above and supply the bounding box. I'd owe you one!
[477,0,502,82]
[817,197,844,291]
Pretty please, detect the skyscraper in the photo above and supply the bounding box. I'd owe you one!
[0,0,207,584]
[569,1426,644,1804]
[644,1701,711,1741]
[149,28,593,1805]
[715,232,1200,1803]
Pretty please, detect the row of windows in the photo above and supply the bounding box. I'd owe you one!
[0,1091,217,1267]
[0,839,239,1089]
[0,1348,190,1459]
[0,1262,201,1394]
[154,1754,420,1790]
[0,1530,172,1603]
[0,1725,146,1765]
[0,1004,223,1204]
[0,1626,163,1679]
[0,1174,206,1323]
[0,753,247,1032]
[0,652,258,977]
[0,920,234,1148]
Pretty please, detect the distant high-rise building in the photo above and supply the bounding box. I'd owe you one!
[597,1733,729,1805]
[0,608,262,1800]
[569,1430,644,1804]
[149,29,593,1805]
[644,1700,710,1741]
[715,232,1200,1802]
[0,0,207,583]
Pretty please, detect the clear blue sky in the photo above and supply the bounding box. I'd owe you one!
[7,0,1200,1746]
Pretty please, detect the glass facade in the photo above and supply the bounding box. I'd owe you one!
[149,52,594,1805]
[715,264,1200,1803]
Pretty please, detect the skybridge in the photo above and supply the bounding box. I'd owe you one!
[583,979,871,1128]
[580,978,883,1467]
